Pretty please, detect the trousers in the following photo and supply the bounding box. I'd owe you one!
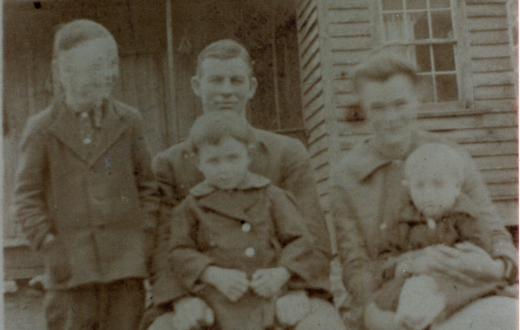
[44,278,145,330]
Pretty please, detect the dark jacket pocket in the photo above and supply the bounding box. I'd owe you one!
[43,238,72,284]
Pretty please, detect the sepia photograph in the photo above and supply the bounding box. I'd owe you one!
[2,0,518,329]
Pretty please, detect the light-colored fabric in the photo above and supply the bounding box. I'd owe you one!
[431,296,518,330]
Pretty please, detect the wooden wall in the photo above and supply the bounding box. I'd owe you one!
[296,0,518,225]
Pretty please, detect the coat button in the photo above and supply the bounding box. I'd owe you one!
[98,223,106,229]
[83,138,92,145]
[241,223,251,232]
[245,247,255,257]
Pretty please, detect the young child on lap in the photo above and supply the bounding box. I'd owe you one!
[167,111,316,330]
[374,143,511,330]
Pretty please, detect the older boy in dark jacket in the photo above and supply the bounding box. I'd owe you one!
[14,20,159,330]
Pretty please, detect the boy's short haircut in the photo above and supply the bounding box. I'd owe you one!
[404,143,465,184]
[196,39,253,77]
[351,48,419,93]
[53,19,116,59]
[189,111,255,154]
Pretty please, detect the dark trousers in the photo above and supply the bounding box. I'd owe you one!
[44,278,145,330]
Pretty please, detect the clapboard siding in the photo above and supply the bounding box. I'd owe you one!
[466,1,516,104]
[296,0,334,215]
[334,108,518,200]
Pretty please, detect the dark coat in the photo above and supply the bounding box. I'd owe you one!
[151,128,331,305]
[14,98,159,290]
[168,173,318,330]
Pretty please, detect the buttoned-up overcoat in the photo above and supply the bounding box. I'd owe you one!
[151,128,331,305]
[168,173,317,330]
[15,98,159,290]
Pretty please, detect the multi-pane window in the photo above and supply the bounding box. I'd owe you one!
[379,0,458,102]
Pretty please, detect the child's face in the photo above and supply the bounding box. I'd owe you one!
[57,38,119,110]
[408,168,461,219]
[196,136,251,190]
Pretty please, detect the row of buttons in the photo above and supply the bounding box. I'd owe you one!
[242,222,254,257]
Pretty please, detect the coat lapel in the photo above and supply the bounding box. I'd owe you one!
[49,102,89,163]
[198,190,251,222]
[194,173,270,222]
[87,101,127,167]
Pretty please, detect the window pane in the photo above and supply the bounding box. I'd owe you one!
[408,12,429,39]
[420,75,435,103]
[431,10,453,38]
[383,13,406,41]
[406,0,426,9]
[382,0,403,10]
[430,0,450,9]
[414,44,432,72]
[436,74,458,101]
[432,43,455,71]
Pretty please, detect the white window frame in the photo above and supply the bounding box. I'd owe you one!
[374,0,474,112]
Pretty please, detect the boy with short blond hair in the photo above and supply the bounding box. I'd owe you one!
[15,20,158,330]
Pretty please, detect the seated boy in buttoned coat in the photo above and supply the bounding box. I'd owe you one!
[163,111,321,330]
[14,19,159,330]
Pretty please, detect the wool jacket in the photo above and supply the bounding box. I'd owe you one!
[14,98,159,289]
[167,172,318,330]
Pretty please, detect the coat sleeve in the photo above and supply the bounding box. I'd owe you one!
[151,196,211,306]
[168,197,214,292]
[280,139,332,261]
[330,175,380,306]
[14,116,53,251]
[268,186,326,293]
[458,150,518,283]
[129,113,160,219]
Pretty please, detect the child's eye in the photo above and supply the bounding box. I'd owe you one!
[395,99,407,108]
[231,77,245,85]
[227,154,240,161]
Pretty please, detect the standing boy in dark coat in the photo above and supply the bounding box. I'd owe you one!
[14,20,159,330]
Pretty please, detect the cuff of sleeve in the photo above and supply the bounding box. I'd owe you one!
[33,222,53,251]
[499,257,517,284]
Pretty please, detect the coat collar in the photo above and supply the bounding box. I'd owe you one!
[190,172,270,197]
[49,98,127,166]
[190,172,271,222]
[348,130,429,182]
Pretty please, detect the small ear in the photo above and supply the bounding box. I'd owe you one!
[191,76,201,97]
[247,76,258,99]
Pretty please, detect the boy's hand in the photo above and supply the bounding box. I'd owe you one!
[250,267,291,298]
[201,266,249,302]
[275,290,311,326]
